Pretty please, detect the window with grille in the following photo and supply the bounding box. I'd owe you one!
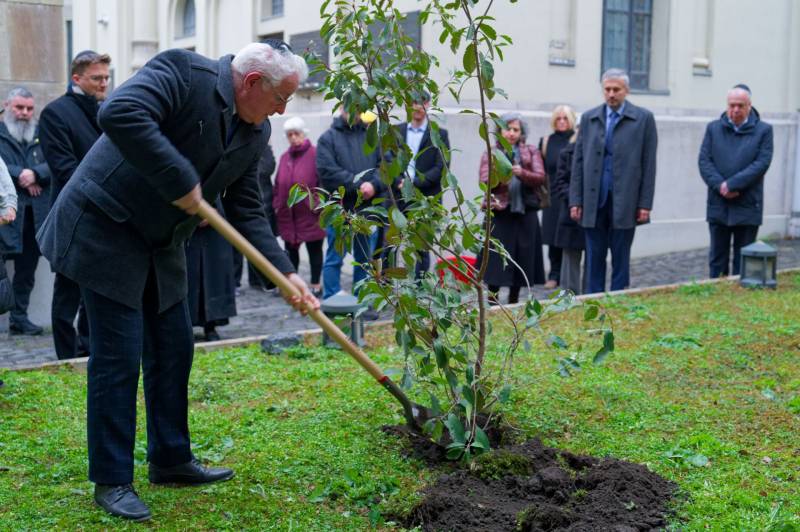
[262,0,284,19]
[181,0,196,38]
[602,0,653,90]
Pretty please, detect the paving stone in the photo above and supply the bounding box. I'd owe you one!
[2,238,799,368]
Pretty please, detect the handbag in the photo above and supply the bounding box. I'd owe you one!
[0,260,14,314]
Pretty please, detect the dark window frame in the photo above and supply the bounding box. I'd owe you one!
[601,0,653,90]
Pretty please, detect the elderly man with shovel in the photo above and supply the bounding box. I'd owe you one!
[37,41,319,521]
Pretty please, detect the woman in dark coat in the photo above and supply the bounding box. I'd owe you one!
[185,198,237,341]
[552,125,584,294]
[273,117,326,296]
[538,105,577,289]
[478,112,546,304]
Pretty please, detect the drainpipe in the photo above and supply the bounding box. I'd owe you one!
[790,118,800,237]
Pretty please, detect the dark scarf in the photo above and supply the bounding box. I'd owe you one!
[507,143,525,214]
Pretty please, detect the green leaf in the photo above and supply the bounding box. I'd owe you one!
[584,304,599,321]
[546,335,567,349]
[287,184,309,208]
[463,43,477,73]
[593,331,614,364]
[446,443,465,460]
[472,427,491,450]
[444,414,465,444]
[364,120,378,154]
[390,207,407,230]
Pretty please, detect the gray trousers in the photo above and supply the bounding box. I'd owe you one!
[560,248,583,295]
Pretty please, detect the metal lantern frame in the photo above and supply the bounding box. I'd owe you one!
[320,293,366,347]
[739,241,777,289]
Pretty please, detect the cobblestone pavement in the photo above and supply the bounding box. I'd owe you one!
[2,238,799,369]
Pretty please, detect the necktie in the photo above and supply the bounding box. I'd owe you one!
[605,111,620,154]
[599,110,620,208]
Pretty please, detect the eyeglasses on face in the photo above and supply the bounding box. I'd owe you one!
[85,75,111,83]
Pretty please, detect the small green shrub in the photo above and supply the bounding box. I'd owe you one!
[469,449,533,480]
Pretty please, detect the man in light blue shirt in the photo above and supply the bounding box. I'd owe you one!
[390,92,450,277]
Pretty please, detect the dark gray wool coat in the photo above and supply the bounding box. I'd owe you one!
[698,108,773,227]
[37,49,294,311]
[0,124,52,254]
[569,101,657,230]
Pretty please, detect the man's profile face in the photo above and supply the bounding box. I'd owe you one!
[72,63,111,100]
[602,78,629,110]
[238,73,299,125]
[5,96,35,122]
[727,92,751,126]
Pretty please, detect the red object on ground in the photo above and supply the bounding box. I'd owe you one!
[436,255,477,285]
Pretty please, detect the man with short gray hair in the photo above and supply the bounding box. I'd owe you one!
[0,87,51,335]
[698,85,773,277]
[38,41,319,521]
[569,68,657,294]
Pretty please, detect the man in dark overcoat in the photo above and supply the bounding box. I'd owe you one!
[569,68,657,294]
[0,87,51,335]
[38,50,111,359]
[698,85,773,277]
[37,41,318,521]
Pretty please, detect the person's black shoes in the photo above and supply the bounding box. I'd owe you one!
[203,326,221,342]
[94,484,152,521]
[8,319,43,336]
[149,458,234,485]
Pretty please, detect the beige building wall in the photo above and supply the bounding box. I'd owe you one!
[61,0,800,258]
[1,0,65,328]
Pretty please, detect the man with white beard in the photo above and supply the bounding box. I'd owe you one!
[0,88,51,335]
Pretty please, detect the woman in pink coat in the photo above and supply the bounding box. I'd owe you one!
[273,117,326,296]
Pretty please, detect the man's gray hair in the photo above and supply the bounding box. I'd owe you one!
[727,87,752,102]
[232,42,308,87]
[601,68,630,88]
[499,111,529,140]
[6,87,34,101]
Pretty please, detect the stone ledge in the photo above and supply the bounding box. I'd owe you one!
[8,267,799,373]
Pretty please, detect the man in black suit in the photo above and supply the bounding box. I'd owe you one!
[37,42,319,521]
[39,50,111,359]
[392,93,450,277]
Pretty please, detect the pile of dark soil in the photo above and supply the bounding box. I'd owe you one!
[385,428,676,531]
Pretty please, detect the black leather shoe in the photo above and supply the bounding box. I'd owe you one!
[203,326,221,342]
[149,458,234,485]
[94,484,151,521]
[9,319,43,336]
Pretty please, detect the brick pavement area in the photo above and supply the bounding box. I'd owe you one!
[2,238,799,369]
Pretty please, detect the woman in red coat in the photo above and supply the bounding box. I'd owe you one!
[477,112,546,304]
[273,117,326,296]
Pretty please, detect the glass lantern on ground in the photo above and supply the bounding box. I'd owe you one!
[739,241,777,289]
[320,293,366,347]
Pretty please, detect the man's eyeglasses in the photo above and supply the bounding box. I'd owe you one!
[274,90,293,105]
[85,75,111,83]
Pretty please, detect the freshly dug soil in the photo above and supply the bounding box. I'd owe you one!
[384,429,676,532]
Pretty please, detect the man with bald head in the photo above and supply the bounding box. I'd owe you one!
[698,85,773,277]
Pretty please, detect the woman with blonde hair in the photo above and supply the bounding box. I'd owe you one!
[539,105,577,289]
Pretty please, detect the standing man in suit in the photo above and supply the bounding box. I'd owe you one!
[0,87,51,336]
[37,42,319,521]
[698,84,773,277]
[569,68,657,294]
[39,50,111,359]
[393,92,450,278]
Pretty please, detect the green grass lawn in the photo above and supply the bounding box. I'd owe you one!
[1,274,800,530]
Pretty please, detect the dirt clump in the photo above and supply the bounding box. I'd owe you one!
[389,434,676,531]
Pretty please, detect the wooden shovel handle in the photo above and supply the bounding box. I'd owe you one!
[195,199,387,382]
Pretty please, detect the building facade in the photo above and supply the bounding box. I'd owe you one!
[55,0,800,257]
